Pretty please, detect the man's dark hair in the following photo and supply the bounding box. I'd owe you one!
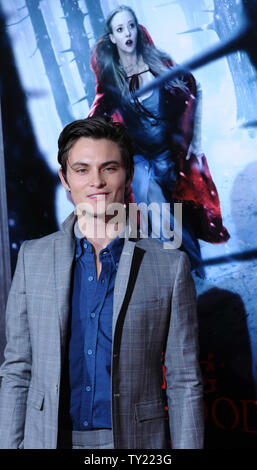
[58,116,134,182]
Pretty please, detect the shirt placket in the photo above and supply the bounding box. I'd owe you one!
[80,248,111,429]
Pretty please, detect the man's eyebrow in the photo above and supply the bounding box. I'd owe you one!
[100,160,122,167]
[69,161,89,168]
[69,160,122,168]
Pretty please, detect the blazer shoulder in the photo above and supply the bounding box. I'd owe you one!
[22,211,75,253]
[136,237,189,265]
[21,229,66,255]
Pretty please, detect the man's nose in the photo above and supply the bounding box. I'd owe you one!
[89,170,105,187]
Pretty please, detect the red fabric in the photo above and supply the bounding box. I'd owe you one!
[175,154,219,211]
[173,154,230,243]
[139,24,155,46]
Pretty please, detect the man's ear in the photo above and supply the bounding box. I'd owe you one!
[109,33,116,44]
[124,172,134,203]
[126,168,134,188]
[58,168,70,192]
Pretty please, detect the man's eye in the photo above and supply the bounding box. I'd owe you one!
[76,168,87,174]
[105,166,117,172]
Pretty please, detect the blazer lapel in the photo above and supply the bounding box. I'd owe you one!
[113,238,145,336]
[54,213,76,350]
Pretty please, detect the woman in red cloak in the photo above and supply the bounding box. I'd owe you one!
[89,5,229,276]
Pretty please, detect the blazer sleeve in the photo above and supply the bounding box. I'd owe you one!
[0,241,32,449]
[164,252,204,449]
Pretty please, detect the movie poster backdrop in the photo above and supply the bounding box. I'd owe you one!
[1,0,257,448]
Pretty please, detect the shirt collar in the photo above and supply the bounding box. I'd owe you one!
[74,224,124,270]
[99,235,124,270]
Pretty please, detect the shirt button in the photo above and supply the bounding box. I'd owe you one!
[83,420,89,427]
[87,349,93,355]
[84,242,88,249]
[86,386,91,392]
[90,312,96,318]
[88,276,94,282]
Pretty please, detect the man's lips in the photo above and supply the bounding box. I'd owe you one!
[87,192,109,199]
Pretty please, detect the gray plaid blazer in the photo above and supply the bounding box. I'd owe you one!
[0,213,204,449]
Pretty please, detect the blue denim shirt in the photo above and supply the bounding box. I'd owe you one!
[68,235,124,430]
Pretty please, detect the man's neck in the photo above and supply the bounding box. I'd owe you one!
[77,214,125,256]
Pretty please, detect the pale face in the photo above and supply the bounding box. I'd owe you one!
[109,10,138,55]
[59,137,129,220]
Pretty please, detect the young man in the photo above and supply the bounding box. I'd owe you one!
[0,116,204,449]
